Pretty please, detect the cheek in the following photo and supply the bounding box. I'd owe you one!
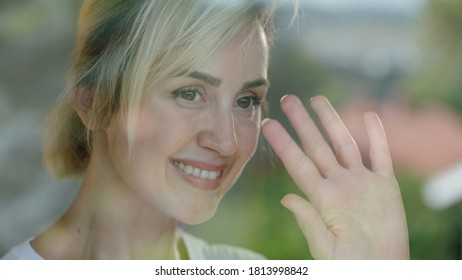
[236,120,260,158]
[134,112,166,147]
[135,105,179,143]
[133,107,193,156]
[105,109,172,175]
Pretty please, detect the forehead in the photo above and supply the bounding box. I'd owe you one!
[196,27,269,81]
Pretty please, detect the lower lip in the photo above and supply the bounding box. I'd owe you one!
[172,162,222,191]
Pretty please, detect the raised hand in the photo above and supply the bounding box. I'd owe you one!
[262,95,409,259]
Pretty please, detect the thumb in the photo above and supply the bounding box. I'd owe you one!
[281,194,333,259]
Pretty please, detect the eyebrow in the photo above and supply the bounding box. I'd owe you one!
[241,78,269,91]
[187,71,222,87]
[187,71,269,91]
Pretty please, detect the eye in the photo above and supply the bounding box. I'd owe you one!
[171,86,207,109]
[172,87,203,102]
[235,95,262,110]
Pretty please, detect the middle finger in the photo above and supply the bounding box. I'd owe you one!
[281,95,339,176]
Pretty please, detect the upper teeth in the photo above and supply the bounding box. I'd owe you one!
[173,160,221,181]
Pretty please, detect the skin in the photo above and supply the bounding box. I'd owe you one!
[31,25,409,260]
[262,95,410,259]
[31,27,269,259]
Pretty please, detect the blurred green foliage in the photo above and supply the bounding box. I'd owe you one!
[407,0,462,114]
[398,173,460,259]
[403,0,462,258]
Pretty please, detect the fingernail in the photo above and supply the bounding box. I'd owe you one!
[261,118,271,127]
[280,197,292,211]
[309,95,321,103]
[280,94,289,103]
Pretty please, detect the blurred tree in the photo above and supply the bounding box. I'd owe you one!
[403,0,462,259]
[407,0,462,113]
[397,173,461,259]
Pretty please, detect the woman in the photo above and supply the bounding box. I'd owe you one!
[1,0,409,259]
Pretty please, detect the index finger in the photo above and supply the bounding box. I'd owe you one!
[262,118,322,196]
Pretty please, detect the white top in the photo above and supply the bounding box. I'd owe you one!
[1,231,265,260]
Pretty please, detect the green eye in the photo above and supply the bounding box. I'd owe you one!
[172,87,201,102]
[180,89,197,101]
[237,97,252,108]
[236,96,262,110]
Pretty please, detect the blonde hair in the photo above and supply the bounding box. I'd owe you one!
[44,0,278,178]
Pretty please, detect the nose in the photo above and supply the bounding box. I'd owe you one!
[197,110,238,156]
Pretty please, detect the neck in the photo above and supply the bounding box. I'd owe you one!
[33,135,186,259]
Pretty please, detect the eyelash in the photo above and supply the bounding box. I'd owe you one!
[171,86,263,111]
[236,95,263,110]
[171,87,204,103]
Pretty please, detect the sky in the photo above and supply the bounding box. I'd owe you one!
[301,0,426,14]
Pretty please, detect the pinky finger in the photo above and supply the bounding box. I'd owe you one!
[364,112,394,176]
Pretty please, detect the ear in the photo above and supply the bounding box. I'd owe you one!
[74,87,93,128]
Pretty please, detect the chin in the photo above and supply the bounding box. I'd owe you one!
[174,203,218,225]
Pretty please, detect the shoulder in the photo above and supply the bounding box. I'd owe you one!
[180,231,265,260]
[1,238,43,260]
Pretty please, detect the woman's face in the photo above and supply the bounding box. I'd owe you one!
[105,27,269,224]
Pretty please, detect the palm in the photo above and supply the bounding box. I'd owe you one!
[262,95,409,259]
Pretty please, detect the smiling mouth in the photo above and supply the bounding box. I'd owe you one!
[172,160,222,181]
